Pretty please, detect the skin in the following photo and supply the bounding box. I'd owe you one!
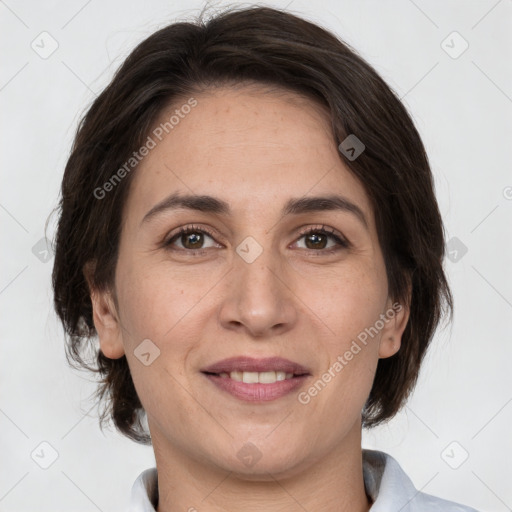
[88,85,410,512]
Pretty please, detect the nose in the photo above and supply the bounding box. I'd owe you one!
[218,248,298,338]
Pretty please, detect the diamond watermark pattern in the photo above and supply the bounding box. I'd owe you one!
[236,236,263,263]
[134,338,161,366]
[441,31,469,59]
[32,237,54,263]
[446,237,468,263]
[338,134,365,161]
[31,31,59,59]
[31,441,59,469]
[236,442,263,467]
[441,441,469,469]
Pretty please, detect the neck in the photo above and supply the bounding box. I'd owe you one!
[152,423,371,512]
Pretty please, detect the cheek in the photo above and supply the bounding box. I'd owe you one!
[115,257,211,347]
[115,261,203,421]
[301,263,386,342]
[114,258,217,415]
[299,265,384,394]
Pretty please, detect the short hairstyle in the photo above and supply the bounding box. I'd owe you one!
[51,5,453,444]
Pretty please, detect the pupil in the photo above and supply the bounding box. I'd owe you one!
[306,233,326,249]
[184,232,203,249]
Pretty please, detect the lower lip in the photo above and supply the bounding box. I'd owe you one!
[202,373,309,401]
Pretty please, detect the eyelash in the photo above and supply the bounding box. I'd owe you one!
[163,224,350,256]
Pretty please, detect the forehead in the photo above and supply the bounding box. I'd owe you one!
[124,85,373,226]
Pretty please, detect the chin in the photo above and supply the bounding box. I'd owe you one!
[209,441,314,481]
[229,459,310,481]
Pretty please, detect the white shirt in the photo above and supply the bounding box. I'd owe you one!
[127,449,479,511]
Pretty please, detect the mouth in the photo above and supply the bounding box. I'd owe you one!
[203,370,303,383]
[201,356,311,401]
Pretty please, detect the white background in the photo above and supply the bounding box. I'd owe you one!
[1,0,511,511]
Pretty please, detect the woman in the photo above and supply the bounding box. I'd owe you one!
[52,6,479,511]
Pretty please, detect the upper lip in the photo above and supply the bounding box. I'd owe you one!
[201,356,311,375]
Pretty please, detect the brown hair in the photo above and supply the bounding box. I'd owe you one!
[51,5,453,444]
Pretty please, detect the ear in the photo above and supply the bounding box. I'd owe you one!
[378,279,412,359]
[83,261,125,359]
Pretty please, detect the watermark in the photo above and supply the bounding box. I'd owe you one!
[236,236,263,263]
[440,31,469,60]
[134,338,161,366]
[298,302,402,405]
[440,441,469,469]
[31,31,59,59]
[93,97,198,200]
[30,441,59,469]
[32,236,54,263]
[236,442,263,467]
[338,134,365,161]
[446,236,468,263]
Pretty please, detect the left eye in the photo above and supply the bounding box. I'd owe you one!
[294,228,348,251]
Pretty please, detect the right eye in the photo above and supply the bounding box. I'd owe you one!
[164,225,222,254]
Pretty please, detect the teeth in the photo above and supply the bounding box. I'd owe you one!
[225,370,295,383]
[259,371,277,383]
[242,371,259,384]
[230,370,243,381]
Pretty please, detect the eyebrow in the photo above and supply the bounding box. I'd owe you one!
[141,192,369,230]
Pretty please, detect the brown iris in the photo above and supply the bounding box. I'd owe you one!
[182,232,204,249]
[304,232,328,250]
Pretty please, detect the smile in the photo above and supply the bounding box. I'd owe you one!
[218,370,295,383]
[202,371,310,401]
[201,356,311,401]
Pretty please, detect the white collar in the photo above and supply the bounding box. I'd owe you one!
[127,449,478,511]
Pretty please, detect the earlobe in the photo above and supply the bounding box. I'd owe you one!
[378,291,411,359]
[83,262,125,360]
[378,335,401,359]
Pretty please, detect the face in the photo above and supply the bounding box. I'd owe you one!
[91,85,409,479]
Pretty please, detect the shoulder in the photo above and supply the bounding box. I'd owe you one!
[127,468,158,512]
[363,449,480,511]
